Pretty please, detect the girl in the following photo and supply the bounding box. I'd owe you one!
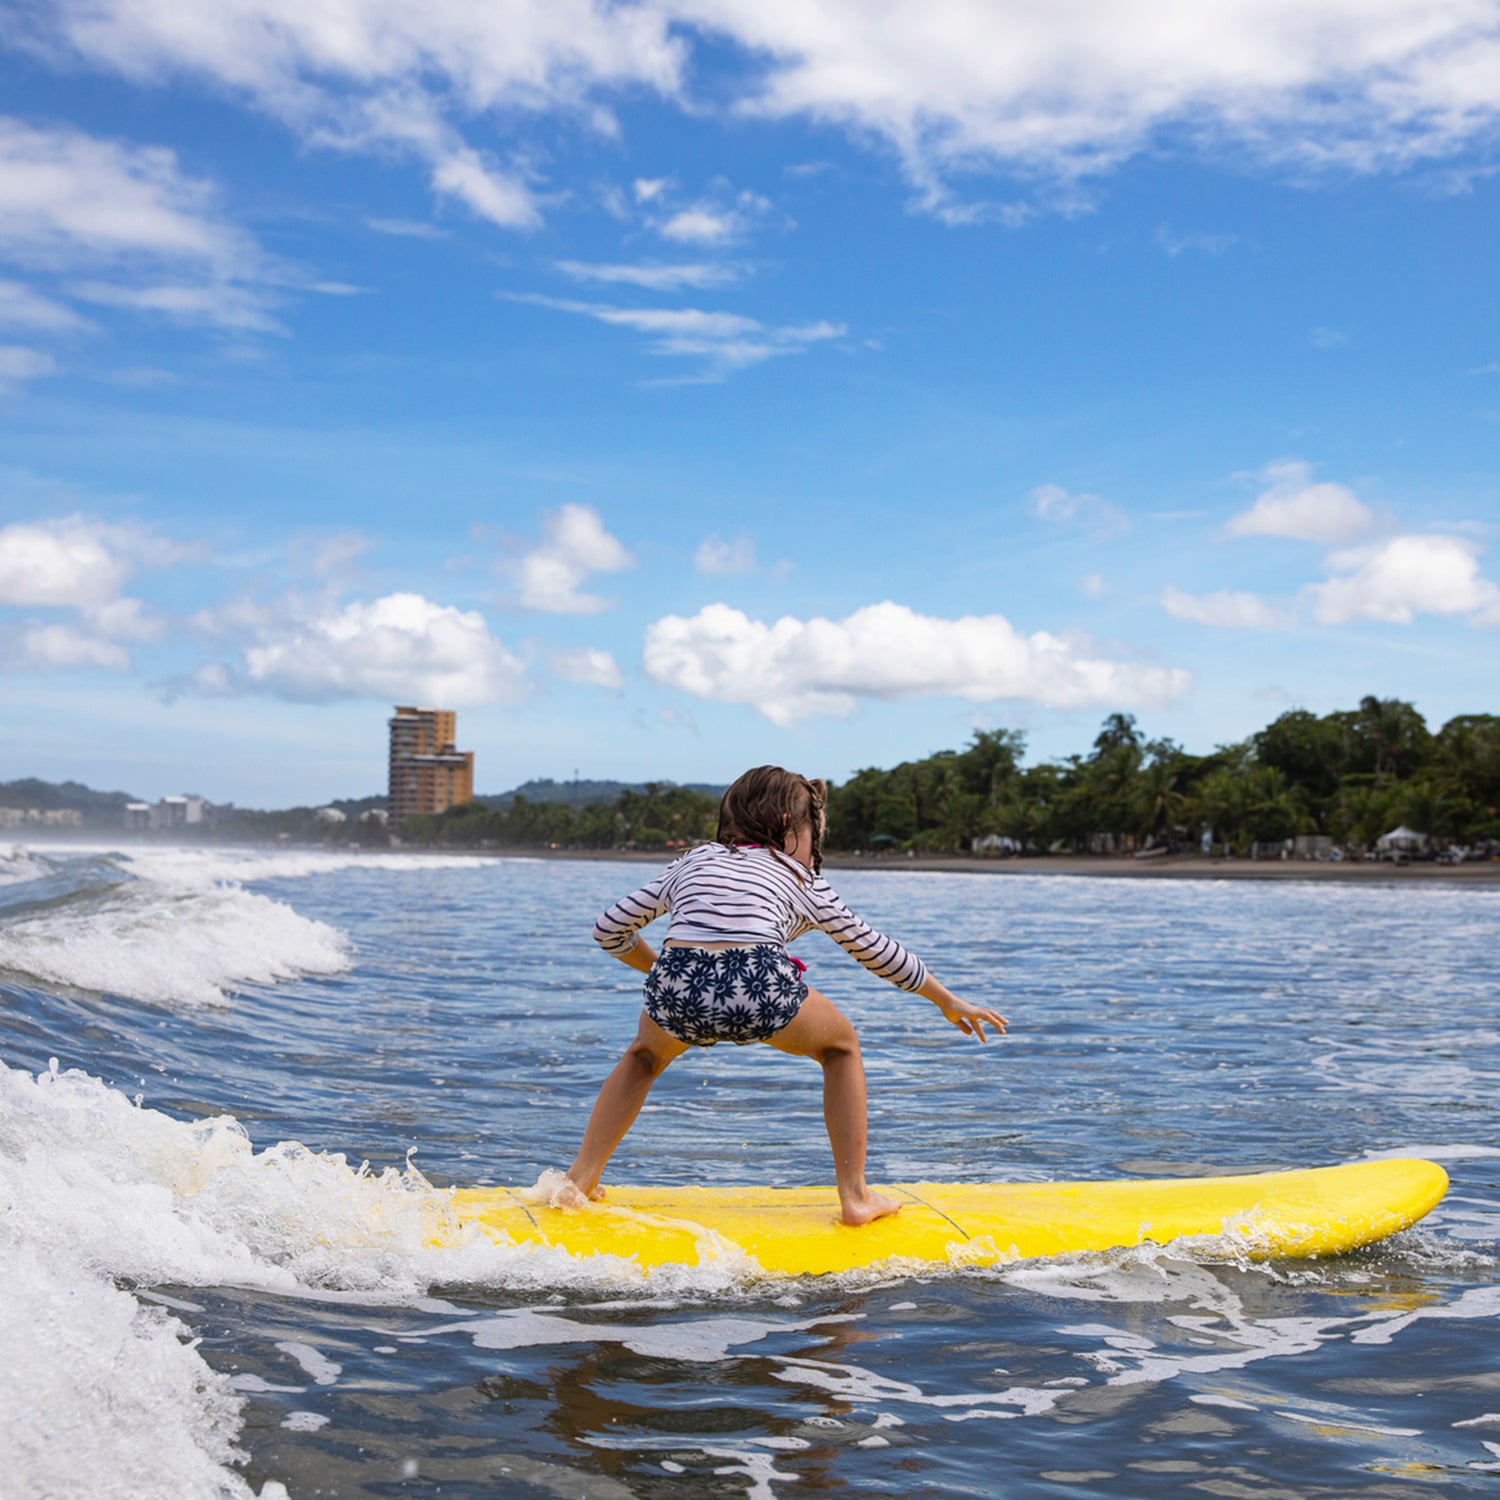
[558,765,1007,1226]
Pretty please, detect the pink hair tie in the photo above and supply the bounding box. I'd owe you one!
[787,956,808,976]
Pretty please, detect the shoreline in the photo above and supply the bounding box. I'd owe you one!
[417,844,1500,884]
[20,835,1500,883]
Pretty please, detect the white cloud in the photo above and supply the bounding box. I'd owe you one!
[1227,459,1375,544]
[679,0,1500,209]
[365,216,448,239]
[695,533,757,574]
[0,117,281,339]
[0,118,252,270]
[0,514,184,669]
[1162,585,1292,629]
[1156,226,1240,256]
[0,280,92,333]
[0,515,141,608]
[0,622,132,672]
[29,3,1500,226]
[1030,482,1128,533]
[70,279,284,334]
[1081,572,1107,598]
[45,2,684,232]
[554,259,741,291]
[643,600,1191,726]
[554,646,625,688]
[507,292,843,374]
[0,344,59,391]
[1304,534,1500,625]
[220,591,528,704]
[518,504,634,614]
[634,177,672,203]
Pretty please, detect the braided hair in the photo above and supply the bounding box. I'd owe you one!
[715,765,826,875]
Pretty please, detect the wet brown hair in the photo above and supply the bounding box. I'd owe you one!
[716,765,827,875]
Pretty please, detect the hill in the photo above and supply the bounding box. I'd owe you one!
[478,777,727,810]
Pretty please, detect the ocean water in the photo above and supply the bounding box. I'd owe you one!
[2,843,1498,1500]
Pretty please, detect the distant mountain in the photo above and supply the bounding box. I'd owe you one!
[0,777,139,817]
[479,777,728,810]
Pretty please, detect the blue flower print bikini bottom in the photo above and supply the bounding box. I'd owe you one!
[644,944,808,1046]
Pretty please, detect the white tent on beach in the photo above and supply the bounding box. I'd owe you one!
[1376,825,1427,850]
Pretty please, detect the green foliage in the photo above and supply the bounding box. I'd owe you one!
[816,697,1499,856]
[403,782,719,851]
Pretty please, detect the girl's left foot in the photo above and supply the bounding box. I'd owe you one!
[839,1188,902,1226]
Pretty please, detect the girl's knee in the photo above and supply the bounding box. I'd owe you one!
[626,1036,677,1077]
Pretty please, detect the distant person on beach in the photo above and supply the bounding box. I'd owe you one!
[551,765,1006,1226]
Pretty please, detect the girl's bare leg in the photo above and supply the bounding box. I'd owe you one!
[562,1010,689,1203]
[767,988,901,1226]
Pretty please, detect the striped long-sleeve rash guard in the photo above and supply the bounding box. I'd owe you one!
[592,842,930,993]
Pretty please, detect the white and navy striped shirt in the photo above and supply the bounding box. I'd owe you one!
[593,843,929,993]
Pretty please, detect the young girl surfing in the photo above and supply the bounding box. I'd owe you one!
[556,765,1007,1226]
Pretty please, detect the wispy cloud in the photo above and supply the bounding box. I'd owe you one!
[365,216,449,240]
[1030,482,1129,535]
[505,292,843,375]
[554,259,742,291]
[1156,226,1240,257]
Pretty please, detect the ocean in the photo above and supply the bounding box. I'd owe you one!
[2,843,1498,1498]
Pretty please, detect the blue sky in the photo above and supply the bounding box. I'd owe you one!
[2,1,1498,806]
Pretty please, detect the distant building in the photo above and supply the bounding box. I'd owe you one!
[124,795,213,831]
[315,806,347,823]
[388,705,474,820]
[0,807,84,828]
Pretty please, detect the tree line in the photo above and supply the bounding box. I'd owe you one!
[403,696,1500,856]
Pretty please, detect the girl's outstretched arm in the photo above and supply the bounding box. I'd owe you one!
[916,972,1007,1042]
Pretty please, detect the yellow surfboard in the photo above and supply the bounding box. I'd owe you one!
[439,1159,1447,1276]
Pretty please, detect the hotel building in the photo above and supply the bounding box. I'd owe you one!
[388,706,474,820]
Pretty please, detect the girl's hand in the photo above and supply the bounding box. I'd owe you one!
[935,995,1008,1042]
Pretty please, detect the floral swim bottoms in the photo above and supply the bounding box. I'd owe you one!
[643,944,808,1047]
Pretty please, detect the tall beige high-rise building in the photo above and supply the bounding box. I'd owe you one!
[388,706,474,819]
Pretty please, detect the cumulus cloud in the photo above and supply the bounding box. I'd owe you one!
[695,533,758,574]
[643,600,1191,725]
[0,515,170,609]
[507,292,843,375]
[0,514,184,670]
[517,504,634,614]
[1227,459,1375,544]
[1304,534,1500,625]
[193,591,529,704]
[554,646,625,689]
[1162,585,1292,629]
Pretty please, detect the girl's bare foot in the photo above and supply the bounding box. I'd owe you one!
[521,1169,604,1209]
[838,1188,903,1226]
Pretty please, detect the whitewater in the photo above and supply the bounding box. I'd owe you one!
[2,841,1498,1497]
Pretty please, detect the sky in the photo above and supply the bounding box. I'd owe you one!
[1,0,1499,807]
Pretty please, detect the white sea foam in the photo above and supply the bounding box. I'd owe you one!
[0,874,349,1007]
[0,844,499,1006]
[0,1057,749,1500]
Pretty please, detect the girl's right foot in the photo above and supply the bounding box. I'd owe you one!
[838,1188,902,1226]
